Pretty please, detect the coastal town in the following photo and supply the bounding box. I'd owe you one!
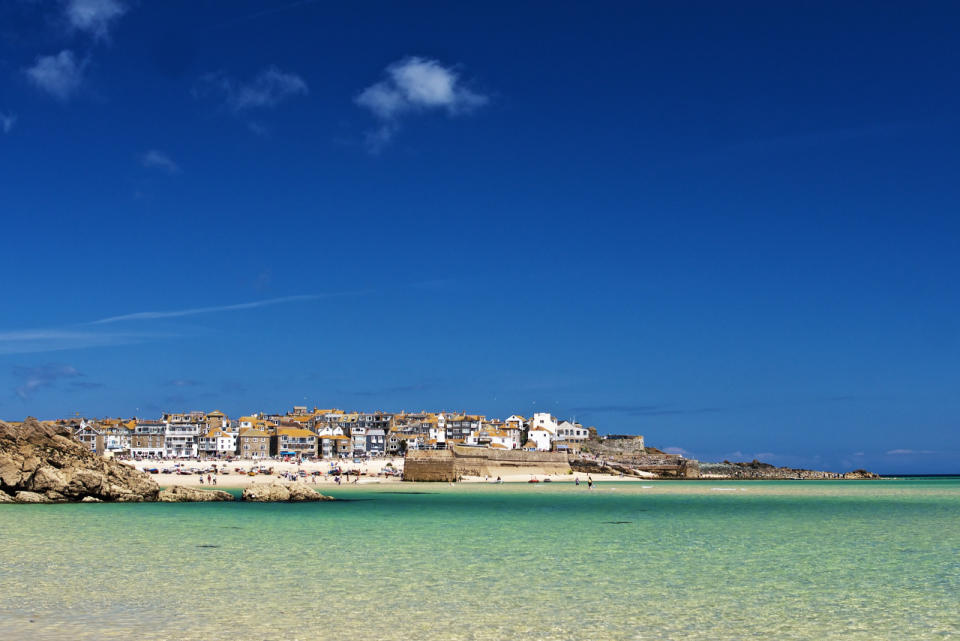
[22,406,875,482]
[57,406,610,461]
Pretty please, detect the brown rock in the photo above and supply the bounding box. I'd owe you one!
[14,491,51,503]
[0,489,13,503]
[241,482,333,502]
[80,496,102,503]
[0,417,159,503]
[158,486,235,502]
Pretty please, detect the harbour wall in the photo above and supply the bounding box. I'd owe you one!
[403,447,571,481]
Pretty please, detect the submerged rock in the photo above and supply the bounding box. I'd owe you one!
[0,417,159,503]
[241,482,334,502]
[158,485,235,502]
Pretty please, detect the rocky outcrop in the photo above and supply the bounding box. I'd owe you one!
[241,482,333,502]
[843,469,881,480]
[158,485,235,502]
[698,459,877,480]
[0,417,159,503]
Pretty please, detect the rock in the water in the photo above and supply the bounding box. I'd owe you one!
[0,489,15,503]
[241,482,333,502]
[158,485,235,502]
[14,491,51,503]
[80,496,103,503]
[0,417,159,503]
[843,469,880,479]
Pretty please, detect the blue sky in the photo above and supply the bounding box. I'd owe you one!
[1,1,958,473]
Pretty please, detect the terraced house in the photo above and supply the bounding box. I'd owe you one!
[275,427,317,458]
[237,428,271,459]
[199,428,236,457]
[130,422,165,458]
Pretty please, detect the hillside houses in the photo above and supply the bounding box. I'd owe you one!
[55,405,611,461]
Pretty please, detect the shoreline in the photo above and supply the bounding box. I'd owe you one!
[120,457,648,488]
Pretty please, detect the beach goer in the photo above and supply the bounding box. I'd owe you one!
[575,477,580,486]
[587,476,593,490]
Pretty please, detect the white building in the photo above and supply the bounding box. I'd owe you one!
[530,412,558,435]
[428,425,446,448]
[198,428,236,456]
[556,420,589,441]
[164,422,201,458]
[505,415,527,431]
[527,426,553,451]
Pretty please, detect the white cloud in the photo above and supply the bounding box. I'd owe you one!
[885,449,937,456]
[198,66,308,112]
[357,57,487,120]
[355,57,487,150]
[13,363,81,399]
[664,446,693,457]
[24,50,87,100]
[88,294,324,324]
[140,149,180,174]
[64,0,127,41]
[0,330,159,355]
[0,112,15,133]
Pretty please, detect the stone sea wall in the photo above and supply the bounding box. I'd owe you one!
[403,446,570,481]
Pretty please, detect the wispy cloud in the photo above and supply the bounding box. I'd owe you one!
[0,329,158,355]
[88,294,324,325]
[25,50,88,101]
[356,57,487,151]
[0,112,16,134]
[140,149,180,174]
[664,446,694,458]
[885,449,938,456]
[64,0,128,41]
[12,363,82,399]
[196,66,308,112]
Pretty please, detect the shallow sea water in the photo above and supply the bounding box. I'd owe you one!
[1,478,958,640]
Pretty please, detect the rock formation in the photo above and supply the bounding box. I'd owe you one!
[0,417,159,503]
[843,469,881,479]
[241,482,334,502]
[158,485,235,502]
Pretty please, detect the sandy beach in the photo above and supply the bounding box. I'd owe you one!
[121,457,647,487]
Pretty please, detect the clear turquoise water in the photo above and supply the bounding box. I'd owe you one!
[1,479,958,640]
